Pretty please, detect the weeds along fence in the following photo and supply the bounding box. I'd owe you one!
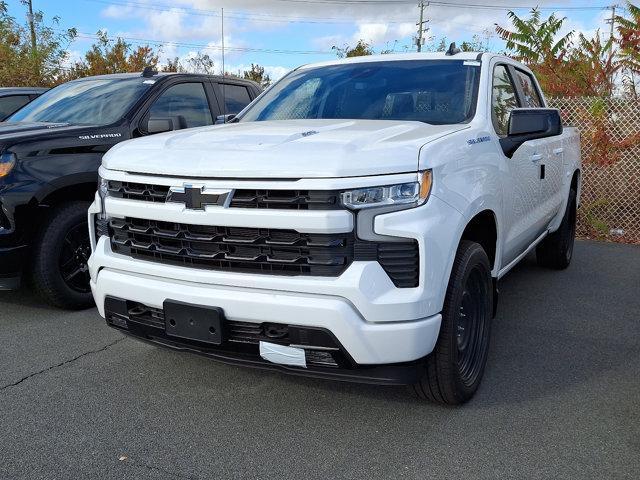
[548,97,640,244]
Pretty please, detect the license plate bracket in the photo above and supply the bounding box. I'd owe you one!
[163,300,223,345]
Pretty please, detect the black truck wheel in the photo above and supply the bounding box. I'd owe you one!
[413,240,493,405]
[536,188,577,270]
[32,201,94,309]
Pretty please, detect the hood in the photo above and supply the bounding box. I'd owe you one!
[103,119,469,179]
[0,122,101,145]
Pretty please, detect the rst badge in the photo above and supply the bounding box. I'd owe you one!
[167,185,233,210]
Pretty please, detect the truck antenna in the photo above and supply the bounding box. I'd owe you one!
[445,42,461,56]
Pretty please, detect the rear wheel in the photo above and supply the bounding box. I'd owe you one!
[413,240,493,405]
[32,201,94,310]
[536,188,577,270]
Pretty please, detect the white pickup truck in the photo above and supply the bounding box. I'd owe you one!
[88,51,580,404]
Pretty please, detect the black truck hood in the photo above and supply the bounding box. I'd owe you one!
[0,122,125,150]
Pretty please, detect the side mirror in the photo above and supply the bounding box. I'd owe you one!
[215,114,236,124]
[147,118,174,134]
[500,108,562,158]
[145,115,187,134]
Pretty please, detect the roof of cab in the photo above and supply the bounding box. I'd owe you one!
[0,87,48,95]
[297,51,511,70]
[65,71,258,86]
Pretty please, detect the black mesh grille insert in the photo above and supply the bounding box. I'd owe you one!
[108,181,170,203]
[230,189,341,210]
[109,217,354,277]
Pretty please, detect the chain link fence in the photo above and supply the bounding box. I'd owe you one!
[548,97,640,244]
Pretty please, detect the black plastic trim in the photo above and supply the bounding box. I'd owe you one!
[105,295,424,386]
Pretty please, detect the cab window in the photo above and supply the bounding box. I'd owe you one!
[514,69,543,108]
[148,82,213,128]
[0,95,33,120]
[222,84,252,114]
[491,65,520,137]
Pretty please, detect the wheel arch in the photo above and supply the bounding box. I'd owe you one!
[459,209,499,275]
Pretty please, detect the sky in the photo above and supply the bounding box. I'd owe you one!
[5,0,621,80]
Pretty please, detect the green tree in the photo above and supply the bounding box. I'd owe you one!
[616,2,640,98]
[495,8,573,64]
[496,8,574,96]
[243,63,271,88]
[333,39,374,58]
[186,51,215,74]
[0,1,76,87]
[63,31,158,79]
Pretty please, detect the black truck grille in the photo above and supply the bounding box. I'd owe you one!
[108,218,419,287]
[109,217,354,277]
[229,189,341,210]
[107,181,341,210]
[107,181,170,203]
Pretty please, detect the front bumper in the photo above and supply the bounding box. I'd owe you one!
[91,267,442,366]
[0,241,26,290]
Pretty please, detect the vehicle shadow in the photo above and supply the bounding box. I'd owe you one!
[217,243,639,408]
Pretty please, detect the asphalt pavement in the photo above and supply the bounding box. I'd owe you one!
[1,240,639,479]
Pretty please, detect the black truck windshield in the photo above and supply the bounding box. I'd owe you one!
[6,77,152,125]
[240,60,480,125]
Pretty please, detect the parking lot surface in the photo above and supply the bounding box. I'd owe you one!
[1,240,639,479]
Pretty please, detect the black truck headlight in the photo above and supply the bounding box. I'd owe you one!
[0,152,16,178]
[340,170,432,210]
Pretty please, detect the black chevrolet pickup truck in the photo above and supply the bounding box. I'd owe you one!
[0,70,261,308]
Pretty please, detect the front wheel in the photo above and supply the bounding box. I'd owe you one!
[413,240,493,405]
[31,201,94,310]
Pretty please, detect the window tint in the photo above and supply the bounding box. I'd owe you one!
[149,83,212,128]
[222,84,252,114]
[240,61,480,125]
[0,95,31,120]
[514,70,543,108]
[491,65,520,137]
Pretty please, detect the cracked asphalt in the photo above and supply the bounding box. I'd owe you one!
[1,240,639,480]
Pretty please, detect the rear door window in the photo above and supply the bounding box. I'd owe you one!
[148,82,213,128]
[0,95,32,120]
[221,84,252,114]
[514,70,543,108]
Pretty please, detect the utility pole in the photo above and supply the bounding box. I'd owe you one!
[606,4,617,56]
[415,2,429,52]
[25,0,37,53]
[605,4,618,94]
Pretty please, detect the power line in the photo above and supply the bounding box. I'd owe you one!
[257,0,612,9]
[68,30,334,55]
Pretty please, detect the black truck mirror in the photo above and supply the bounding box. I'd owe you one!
[146,115,188,135]
[500,108,562,157]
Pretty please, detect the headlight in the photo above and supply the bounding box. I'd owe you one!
[0,152,16,178]
[98,175,108,203]
[341,170,432,210]
[95,175,110,239]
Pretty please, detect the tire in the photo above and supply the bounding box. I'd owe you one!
[32,201,94,310]
[536,188,577,270]
[413,240,493,405]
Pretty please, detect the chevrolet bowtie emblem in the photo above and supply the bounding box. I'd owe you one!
[167,185,233,210]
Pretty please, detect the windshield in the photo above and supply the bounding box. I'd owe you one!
[240,60,480,125]
[6,77,152,125]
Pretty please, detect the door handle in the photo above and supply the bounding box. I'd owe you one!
[530,153,543,162]
[553,147,564,155]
